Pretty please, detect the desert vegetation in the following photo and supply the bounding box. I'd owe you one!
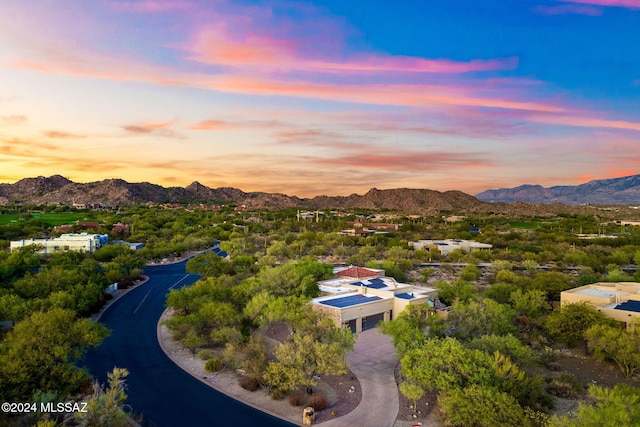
[1,203,640,425]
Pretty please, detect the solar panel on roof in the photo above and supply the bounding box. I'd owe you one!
[365,282,387,289]
[615,300,640,313]
[321,294,382,308]
[395,293,415,300]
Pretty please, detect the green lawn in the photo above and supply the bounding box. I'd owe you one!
[0,213,97,226]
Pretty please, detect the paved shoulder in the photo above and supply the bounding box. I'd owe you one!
[322,329,399,427]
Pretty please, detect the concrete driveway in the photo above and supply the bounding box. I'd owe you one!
[322,328,399,427]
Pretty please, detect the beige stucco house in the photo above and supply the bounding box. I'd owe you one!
[312,266,438,333]
[560,282,640,328]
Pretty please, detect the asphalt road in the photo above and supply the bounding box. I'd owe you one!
[84,260,295,427]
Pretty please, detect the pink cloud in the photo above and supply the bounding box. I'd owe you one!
[122,120,183,138]
[44,130,86,139]
[188,120,232,131]
[6,0,637,140]
[534,4,603,15]
[108,0,194,13]
[202,75,567,113]
[528,113,640,131]
[184,27,517,75]
[561,0,640,8]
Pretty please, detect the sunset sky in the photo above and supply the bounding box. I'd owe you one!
[1,0,639,197]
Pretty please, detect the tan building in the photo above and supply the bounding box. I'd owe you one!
[619,220,640,226]
[409,239,492,255]
[560,282,640,328]
[312,270,438,333]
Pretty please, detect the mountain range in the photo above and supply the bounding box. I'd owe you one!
[0,175,485,214]
[1,174,640,214]
[475,174,640,205]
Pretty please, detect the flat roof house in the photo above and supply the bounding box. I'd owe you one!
[10,233,109,254]
[409,239,492,255]
[312,272,438,333]
[560,282,640,328]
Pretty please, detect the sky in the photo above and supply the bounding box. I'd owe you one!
[0,0,639,198]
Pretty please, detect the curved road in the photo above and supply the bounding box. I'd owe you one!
[84,260,295,427]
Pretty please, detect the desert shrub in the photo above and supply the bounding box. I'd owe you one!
[539,346,562,370]
[239,376,259,392]
[205,357,224,373]
[545,373,582,399]
[307,394,328,411]
[270,388,286,400]
[288,390,305,406]
[198,349,213,360]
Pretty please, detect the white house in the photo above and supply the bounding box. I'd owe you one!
[10,233,109,254]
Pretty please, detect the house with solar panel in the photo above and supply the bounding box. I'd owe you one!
[560,282,640,329]
[311,266,438,333]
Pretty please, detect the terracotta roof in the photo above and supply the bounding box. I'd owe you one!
[336,266,379,279]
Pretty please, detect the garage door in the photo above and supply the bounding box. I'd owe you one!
[346,319,357,334]
[362,313,384,331]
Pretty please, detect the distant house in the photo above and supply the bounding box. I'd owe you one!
[111,240,143,250]
[618,220,640,227]
[561,282,640,329]
[338,228,377,237]
[112,222,130,232]
[409,239,492,255]
[312,269,438,333]
[347,222,401,231]
[53,224,73,232]
[10,233,109,254]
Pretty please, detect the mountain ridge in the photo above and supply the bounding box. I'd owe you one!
[476,174,640,205]
[0,176,493,214]
[1,175,637,215]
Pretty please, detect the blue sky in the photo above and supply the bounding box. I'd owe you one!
[0,0,638,197]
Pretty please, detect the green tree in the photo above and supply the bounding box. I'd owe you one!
[530,271,572,301]
[585,322,640,378]
[511,288,548,319]
[379,304,432,356]
[74,367,130,427]
[0,293,29,325]
[448,298,517,341]
[467,334,539,368]
[263,332,351,393]
[439,384,526,427]
[459,264,482,281]
[545,302,616,347]
[436,279,478,306]
[484,283,519,305]
[182,331,207,356]
[400,338,494,392]
[550,384,640,427]
[0,308,108,401]
[399,381,424,412]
